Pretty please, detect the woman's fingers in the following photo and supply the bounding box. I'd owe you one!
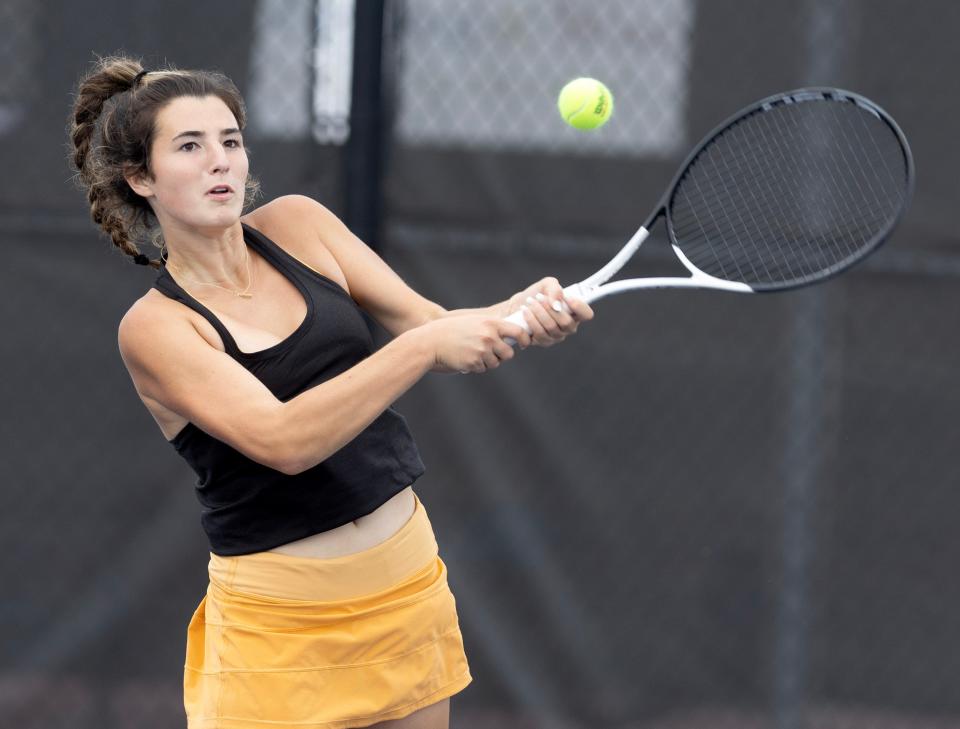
[525,294,575,343]
[563,294,594,323]
[522,301,557,344]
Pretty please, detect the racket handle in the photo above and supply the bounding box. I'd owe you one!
[503,284,584,347]
[503,309,528,348]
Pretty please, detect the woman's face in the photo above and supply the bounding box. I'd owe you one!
[128,95,248,232]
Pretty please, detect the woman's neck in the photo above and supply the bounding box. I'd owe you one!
[161,220,248,286]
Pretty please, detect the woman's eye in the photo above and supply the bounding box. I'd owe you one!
[179,140,242,151]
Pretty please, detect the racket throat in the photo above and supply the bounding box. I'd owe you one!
[562,227,751,303]
[564,226,651,303]
[574,275,752,302]
[672,245,755,293]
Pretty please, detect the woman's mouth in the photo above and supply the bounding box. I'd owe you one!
[207,185,234,200]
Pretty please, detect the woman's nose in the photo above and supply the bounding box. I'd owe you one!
[209,144,230,172]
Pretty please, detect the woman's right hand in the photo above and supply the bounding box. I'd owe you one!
[419,314,532,374]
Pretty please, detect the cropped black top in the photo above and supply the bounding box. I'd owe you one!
[152,222,425,556]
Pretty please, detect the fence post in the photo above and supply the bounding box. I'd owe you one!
[345,0,386,251]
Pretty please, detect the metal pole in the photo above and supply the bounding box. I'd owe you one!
[775,3,855,727]
[345,0,386,251]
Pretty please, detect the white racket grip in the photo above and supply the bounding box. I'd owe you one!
[502,282,586,347]
[502,309,528,348]
[504,308,529,333]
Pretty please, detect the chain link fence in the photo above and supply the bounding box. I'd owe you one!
[392,0,694,157]
[3,1,959,728]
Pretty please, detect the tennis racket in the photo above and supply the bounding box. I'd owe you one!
[505,87,913,337]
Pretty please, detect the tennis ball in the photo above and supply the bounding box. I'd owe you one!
[558,77,614,130]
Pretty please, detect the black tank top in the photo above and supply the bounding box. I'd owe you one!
[152,222,425,556]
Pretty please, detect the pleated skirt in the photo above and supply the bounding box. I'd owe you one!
[184,494,472,728]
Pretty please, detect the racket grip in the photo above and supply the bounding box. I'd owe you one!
[502,284,584,347]
[503,309,529,348]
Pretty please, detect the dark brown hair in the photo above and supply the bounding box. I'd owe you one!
[67,54,261,269]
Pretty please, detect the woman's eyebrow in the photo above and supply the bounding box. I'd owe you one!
[171,128,241,141]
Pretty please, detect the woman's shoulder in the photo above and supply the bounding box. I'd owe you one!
[124,279,180,322]
[120,283,222,355]
[120,288,195,345]
[242,196,352,292]
[244,193,330,225]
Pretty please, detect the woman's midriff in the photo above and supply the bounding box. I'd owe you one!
[265,486,416,558]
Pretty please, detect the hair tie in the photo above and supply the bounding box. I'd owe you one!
[132,70,149,89]
[133,253,151,266]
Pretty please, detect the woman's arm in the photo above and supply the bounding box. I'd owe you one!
[279,312,530,474]
[279,195,593,343]
[119,299,530,476]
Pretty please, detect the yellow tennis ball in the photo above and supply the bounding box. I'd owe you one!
[558,77,614,130]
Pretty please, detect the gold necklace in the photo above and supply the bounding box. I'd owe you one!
[167,246,254,298]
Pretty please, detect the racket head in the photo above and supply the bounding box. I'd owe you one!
[655,88,914,292]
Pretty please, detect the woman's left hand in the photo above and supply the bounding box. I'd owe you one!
[504,277,594,347]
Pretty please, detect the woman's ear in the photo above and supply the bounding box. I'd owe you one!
[124,169,153,199]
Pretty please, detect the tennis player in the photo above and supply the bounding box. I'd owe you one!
[67,55,592,729]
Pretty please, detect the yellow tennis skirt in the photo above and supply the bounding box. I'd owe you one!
[184,494,473,728]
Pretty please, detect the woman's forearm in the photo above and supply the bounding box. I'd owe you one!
[439,300,510,319]
[274,328,434,475]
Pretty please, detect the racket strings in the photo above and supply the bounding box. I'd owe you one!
[682,106,903,283]
[697,106,892,279]
[688,109,884,278]
[669,97,909,289]
[739,108,862,279]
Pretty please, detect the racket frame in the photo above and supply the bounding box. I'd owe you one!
[655,87,914,294]
[580,88,914,299]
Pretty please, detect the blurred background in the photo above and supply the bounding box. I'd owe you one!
[3,1,959,727]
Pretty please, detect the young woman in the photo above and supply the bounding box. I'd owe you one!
[68,55,592,729]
